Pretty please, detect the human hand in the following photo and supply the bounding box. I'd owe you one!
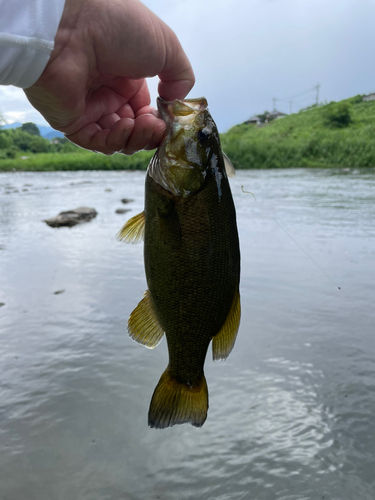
[24,0,195,155]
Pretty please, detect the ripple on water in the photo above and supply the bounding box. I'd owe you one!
[1,170,375,500]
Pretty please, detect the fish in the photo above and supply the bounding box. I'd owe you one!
[118,97,241,429]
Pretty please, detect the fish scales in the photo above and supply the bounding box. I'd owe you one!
[144,168,239,385]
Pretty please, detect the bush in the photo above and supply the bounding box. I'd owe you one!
[323,102,352,128]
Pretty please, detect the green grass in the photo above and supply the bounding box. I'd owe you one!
[0,149,152,171]
[220,96,375,169]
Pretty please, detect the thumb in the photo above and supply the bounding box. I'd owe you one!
[157,25,195,100]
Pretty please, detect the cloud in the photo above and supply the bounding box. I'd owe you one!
[0,86,49,126]
[2,0,375,133]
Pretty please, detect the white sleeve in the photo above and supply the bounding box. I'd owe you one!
[0,0,66,88]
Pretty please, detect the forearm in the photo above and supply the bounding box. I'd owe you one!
[0,0,66,87]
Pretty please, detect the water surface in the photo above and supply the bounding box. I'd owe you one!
[1,168,375,500]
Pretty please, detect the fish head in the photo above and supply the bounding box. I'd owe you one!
[150,98,221,198]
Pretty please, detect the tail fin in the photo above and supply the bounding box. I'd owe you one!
[148,368,208,429]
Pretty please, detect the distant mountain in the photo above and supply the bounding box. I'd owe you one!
[1,122,64,139]
[44,131,65,140]
[37,125,64,139]
[2,122,22,130]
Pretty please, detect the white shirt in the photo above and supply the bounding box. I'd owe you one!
[0,0,66,88]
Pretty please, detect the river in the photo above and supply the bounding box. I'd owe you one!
[1,168,375,500]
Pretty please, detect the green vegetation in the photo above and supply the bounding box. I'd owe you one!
[0,149,152,171]
[221,95,375,169]
[1,95,375,171]
[0,127,152,170]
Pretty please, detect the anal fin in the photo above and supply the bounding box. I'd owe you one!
[212,289,241,361]
[128,290,164,349]
[117,211,145,244]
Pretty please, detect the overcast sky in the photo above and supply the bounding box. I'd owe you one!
[1,0,375,132]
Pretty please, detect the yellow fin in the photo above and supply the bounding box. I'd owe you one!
[117,211,145,244]
[148,368,208,429]
[212,289,241,361]
[128,290,164,349]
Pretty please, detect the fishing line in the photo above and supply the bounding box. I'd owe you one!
[234,180,341,290]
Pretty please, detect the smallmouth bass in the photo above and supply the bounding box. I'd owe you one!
[118,97,240,429]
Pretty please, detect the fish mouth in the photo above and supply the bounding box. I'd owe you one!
[157,97,208,125]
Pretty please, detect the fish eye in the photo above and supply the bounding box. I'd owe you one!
[197,127,211,143]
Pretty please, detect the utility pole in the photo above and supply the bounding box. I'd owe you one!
[289,100,293,114]
[315,84,321,106]
[272,97,276,111]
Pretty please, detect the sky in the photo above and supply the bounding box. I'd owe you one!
[1,0,375,132]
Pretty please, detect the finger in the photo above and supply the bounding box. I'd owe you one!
[66,118,134,154]
[61,81,140,136]
[117,103,136,120]
[66,124,111,153]
[106,117,135,152]
[127,79,152,114]
[97,103,136,129]
[157,26,195,100]
[135,105,159,119]
[143,118,166,151]
[121,114,162,155]
[97,113,121,130]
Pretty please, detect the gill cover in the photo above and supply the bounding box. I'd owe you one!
[149,98,218,198]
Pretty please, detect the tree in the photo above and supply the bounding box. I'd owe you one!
[20,122,40,136]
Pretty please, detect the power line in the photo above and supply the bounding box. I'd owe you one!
[271,84,322,113]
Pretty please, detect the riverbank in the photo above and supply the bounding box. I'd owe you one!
[0,149,152,172]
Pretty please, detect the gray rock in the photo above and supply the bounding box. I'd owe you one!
[0,303,5,308]
[44,207,97,228]
[115,208,130,214]
[54,290,65,295]
[121,198,134,204]
[104,188,112,192]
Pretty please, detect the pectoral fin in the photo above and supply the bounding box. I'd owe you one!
[223,152,235,178]
[128,290,164,349]
[117,211,145,244]
[212,289,241,361]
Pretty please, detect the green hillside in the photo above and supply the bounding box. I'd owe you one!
[221,95,375,169]
[2,95,375,171]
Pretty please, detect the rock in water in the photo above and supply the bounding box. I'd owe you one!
[115,208,130,214]
[44,207,97,228]
[121,198,134,204]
